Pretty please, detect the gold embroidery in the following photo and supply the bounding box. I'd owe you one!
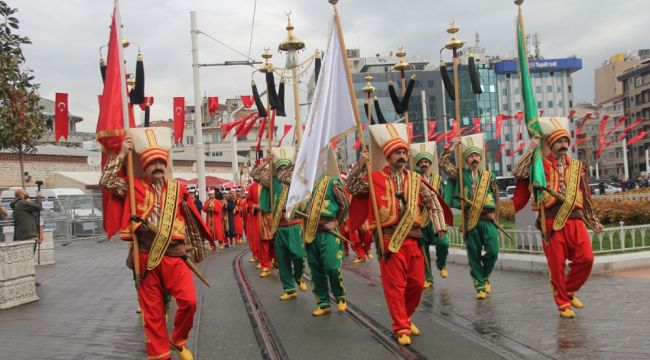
[303,176,330,244]
[271,185,290,235]
[467,170,490,231]
[388,171,421,253]
[146,180,180,270]
[553,159,581,230]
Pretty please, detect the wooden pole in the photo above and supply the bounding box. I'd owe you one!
[292,69,302,146]
[332,4,386,259]
[452,48,466,235]
[114,1,141,287]
[399,69,415,171]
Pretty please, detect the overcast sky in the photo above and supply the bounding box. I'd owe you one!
[14,0,648,132]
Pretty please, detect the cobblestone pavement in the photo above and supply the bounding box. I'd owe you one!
[1,240,649,359]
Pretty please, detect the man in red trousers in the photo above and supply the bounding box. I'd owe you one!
[100,128,211,360]
[348,123,449,346]
[514,117,603,318]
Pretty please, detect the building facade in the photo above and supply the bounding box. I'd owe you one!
[618,61,650,177]
[494,57,582,177]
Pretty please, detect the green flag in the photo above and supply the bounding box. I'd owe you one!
[516,8,546,202]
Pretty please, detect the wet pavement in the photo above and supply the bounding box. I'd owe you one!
[0,240,649,359]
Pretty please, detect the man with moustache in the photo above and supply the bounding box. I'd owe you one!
[348,124,448,346]
[513,117,603,318]
[100,128,211,360]
[440,134,499,300]
[410,142,450,289]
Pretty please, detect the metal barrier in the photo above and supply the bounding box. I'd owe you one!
[447,222,650,255]
[0,193,108,243]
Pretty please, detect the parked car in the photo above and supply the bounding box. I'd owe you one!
[505,186,516,200]
[588,183,622,195]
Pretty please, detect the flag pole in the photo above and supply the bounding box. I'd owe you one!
[261,49,275,211]
[331,1,386,259]
[443,21,466,236]
[516,0,547,242]
[190,11,208,203]
[394,48,415,170]
[114,0,141,288]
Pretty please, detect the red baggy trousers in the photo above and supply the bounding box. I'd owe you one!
[137,252,197,360]
[543,218,594,310]
[379,238,424,335]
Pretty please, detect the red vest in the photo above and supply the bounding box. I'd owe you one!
[366,167,424,228]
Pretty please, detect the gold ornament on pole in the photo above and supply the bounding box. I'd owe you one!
[278,11,305,146]
[441,20,466,236]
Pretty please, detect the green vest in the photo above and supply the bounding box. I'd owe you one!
[444,168,496,210]
[307,176,341,218]
[259,174,284,213]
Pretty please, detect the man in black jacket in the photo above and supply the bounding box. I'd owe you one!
[10,188,43,242]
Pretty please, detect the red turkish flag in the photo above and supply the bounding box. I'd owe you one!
[256,115,268,153]
[508,142,526,156]
[568,110,576,118]
[55,92,69,142]
[208,96,219,116]
[495,114,512,138]
[241,95,254,108]
[173,97,185,144]
[623,118,643,134]
[596,115,610,158]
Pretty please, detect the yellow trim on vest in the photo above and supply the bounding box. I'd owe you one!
[467,170,490,231]
[146,179,180,270]
[553,159,581,230]
[388,171,421,253]
[303,176,331,244]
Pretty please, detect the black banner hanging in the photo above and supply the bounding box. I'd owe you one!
[468,56,482,94]
[251,80,268,118]
[440,63,455,100]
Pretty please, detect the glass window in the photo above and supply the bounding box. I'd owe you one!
[557,85,562,93]
[515,102,521,110]
[568,85,572,93]
[507,164,512,172]
[547,85,553,93]
[536,86,542,94]
[537,101,543,109]
[548,101,554,108]
[515,87,520,95]
[505,134,511,141]
[503,103,509,112]
[559,100,563,108]
[569,100,573,107]
[502,88,508,96]
[489,85,496,92]
[185,136,194,145]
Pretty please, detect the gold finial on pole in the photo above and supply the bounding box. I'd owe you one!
[277,10,306,145]
[260,48,274,73]
[514,0,524,5]
[445,21,464,51]
[362,75,375,94]
[393,47,409,71]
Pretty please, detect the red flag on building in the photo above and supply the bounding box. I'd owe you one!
[236,113,259,137]
[241,95,254,108]
[173,97,185,144]
[508,142,526,156]
[208,96,219,116]
[606,116,628,137]
[408,123,414,141]
[55,92,69,142]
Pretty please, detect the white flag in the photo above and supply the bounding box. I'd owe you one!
[286,18,356,213]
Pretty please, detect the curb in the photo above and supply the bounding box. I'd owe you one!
[440,248,650,275]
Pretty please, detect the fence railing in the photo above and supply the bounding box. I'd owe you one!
[593,193,650,201]
[447,221,650,255]
[1,193,107,243]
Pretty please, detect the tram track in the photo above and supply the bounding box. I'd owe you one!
[233,250,289,360]
[234,249,427,360]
